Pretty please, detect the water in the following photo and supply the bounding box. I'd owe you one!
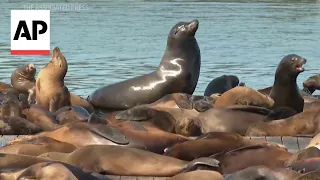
[0,0,319,97]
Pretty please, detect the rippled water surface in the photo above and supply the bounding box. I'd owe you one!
[0,0,319,97]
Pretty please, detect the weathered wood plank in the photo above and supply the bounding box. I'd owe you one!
[297,137,312,149]
[282,136,299,153]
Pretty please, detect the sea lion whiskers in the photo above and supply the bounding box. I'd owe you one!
[131,58,184,91]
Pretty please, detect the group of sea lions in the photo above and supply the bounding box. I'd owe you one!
[0,19,319,179]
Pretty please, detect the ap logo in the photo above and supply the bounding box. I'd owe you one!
[11,10,50,55]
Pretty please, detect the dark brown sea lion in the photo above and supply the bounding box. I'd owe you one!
[245,110,320,136]
[70,93,95,114]
[214,86,274,109]
[0,137,76,156]
[269,54,306,113]
[285,147,320,167]
[303,74,320,95]
[263,107,298,121]
[22,104,59,131]
[10,64,36,103]
[288,157,320,173]
[0,116,41,135]
[0,162,101,180]
[164,132,286,161]
[204,75,240,96]
[54,106,90,124]
[88,20,201,111]
[224,165,301,180]
[0,97,22,118]
[210,145,293,174]
[36,47,71,112]
[293,170,320,180]
[190,107,266,135]
[37,145,221,176]
[168,170,224,180]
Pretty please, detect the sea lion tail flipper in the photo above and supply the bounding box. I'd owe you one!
[115,105,155,121]
[182,157,221,173]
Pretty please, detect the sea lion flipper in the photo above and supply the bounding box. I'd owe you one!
[49,99,58,113]
[182,157,221,173]
[115,106,156,121]
[88,112,107,124]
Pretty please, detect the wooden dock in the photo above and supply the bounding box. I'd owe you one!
[0,135,313,180]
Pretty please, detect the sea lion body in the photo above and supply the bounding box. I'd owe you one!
[55,105,90,124]
[204,75,240,96]
[303,74,320,94]
[70,93,95,113]
[269,54,306,113]
[169,170,224,180]
[88,20,201,110]
[36,47,71,112]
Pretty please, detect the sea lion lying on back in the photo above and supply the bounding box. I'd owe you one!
[36,47,71,112]
[269,54,306,113]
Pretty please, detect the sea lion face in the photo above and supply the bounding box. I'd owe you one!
[278,54,307,76]
[168,20,199,44]
[22,64,36,78]
[303,74,320,90]
[50,47,67,69]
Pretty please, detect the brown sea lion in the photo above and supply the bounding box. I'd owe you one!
[22,104,59,131]
[0,136,76,156]
[204,75,240,96]
[54,106,90,124]
[10,64,36,103]
[246,110,320,136]
[224,165,301,180]
[258,86,273,95]
[168,170,224,180]
[214,86,274,109]
[269,54,306,113]
[263,107,298,121]
[0,162,101,180]
[36,47,71,112]
[210,145,293,174]
[37,145,221,176]
[70,93,95,114]
[164,132,286,161]
[303,74,320,95]
[0,97,22,118]
[288,157,320,173]
[190,107,266,136]
[0,116,41,135]
[285,146,320,167]
[293,170,320,180]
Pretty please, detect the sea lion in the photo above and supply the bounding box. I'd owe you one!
[303,74,320,95]
[269,54,306,113]
[288,157,320,173]
[10,64,36,103]
[293,170,320,180]
[0,97,22,118]
[285,146,320,167]
[258,86,273,95]
[263,107,298,121]
[22,104,59,131]
[204,75,240,96]
[0,162,101,180]
[36,47,71,112]
[164,132,286,161]
[0,116,41,135]
[306,132,320,148]
[37,145,221,176]
[224,165,301,180]
[70,93,95,114]
[214,86,274,109]
[54,106,90,124]
[245,110,320,136]
[0,137,76,156]
[168,170,224,180]
[210,145,293,174]
[88,19,201,110]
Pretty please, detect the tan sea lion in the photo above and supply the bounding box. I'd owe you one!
[164,132,286,161]
[36,47,71,112]
[246,110,320,136]
[214,86,274,109]
[293,170,320,180]
[168,170,224,180]
[0,162,100,180]
[285,146,320,167]
[37,145,221,176]
[224,165,301,180]
[210,145,293,174]
[0,116,41,135]
[10,64,36,104]
[22,104,59,131]
[70,93,95,114]
[0,136,76,156]
[306,132,320,148]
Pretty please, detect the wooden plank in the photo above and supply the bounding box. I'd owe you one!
[120,176,137,180]
[297,137,312,150]
[265,136,284,146]
[282,136,299,153]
